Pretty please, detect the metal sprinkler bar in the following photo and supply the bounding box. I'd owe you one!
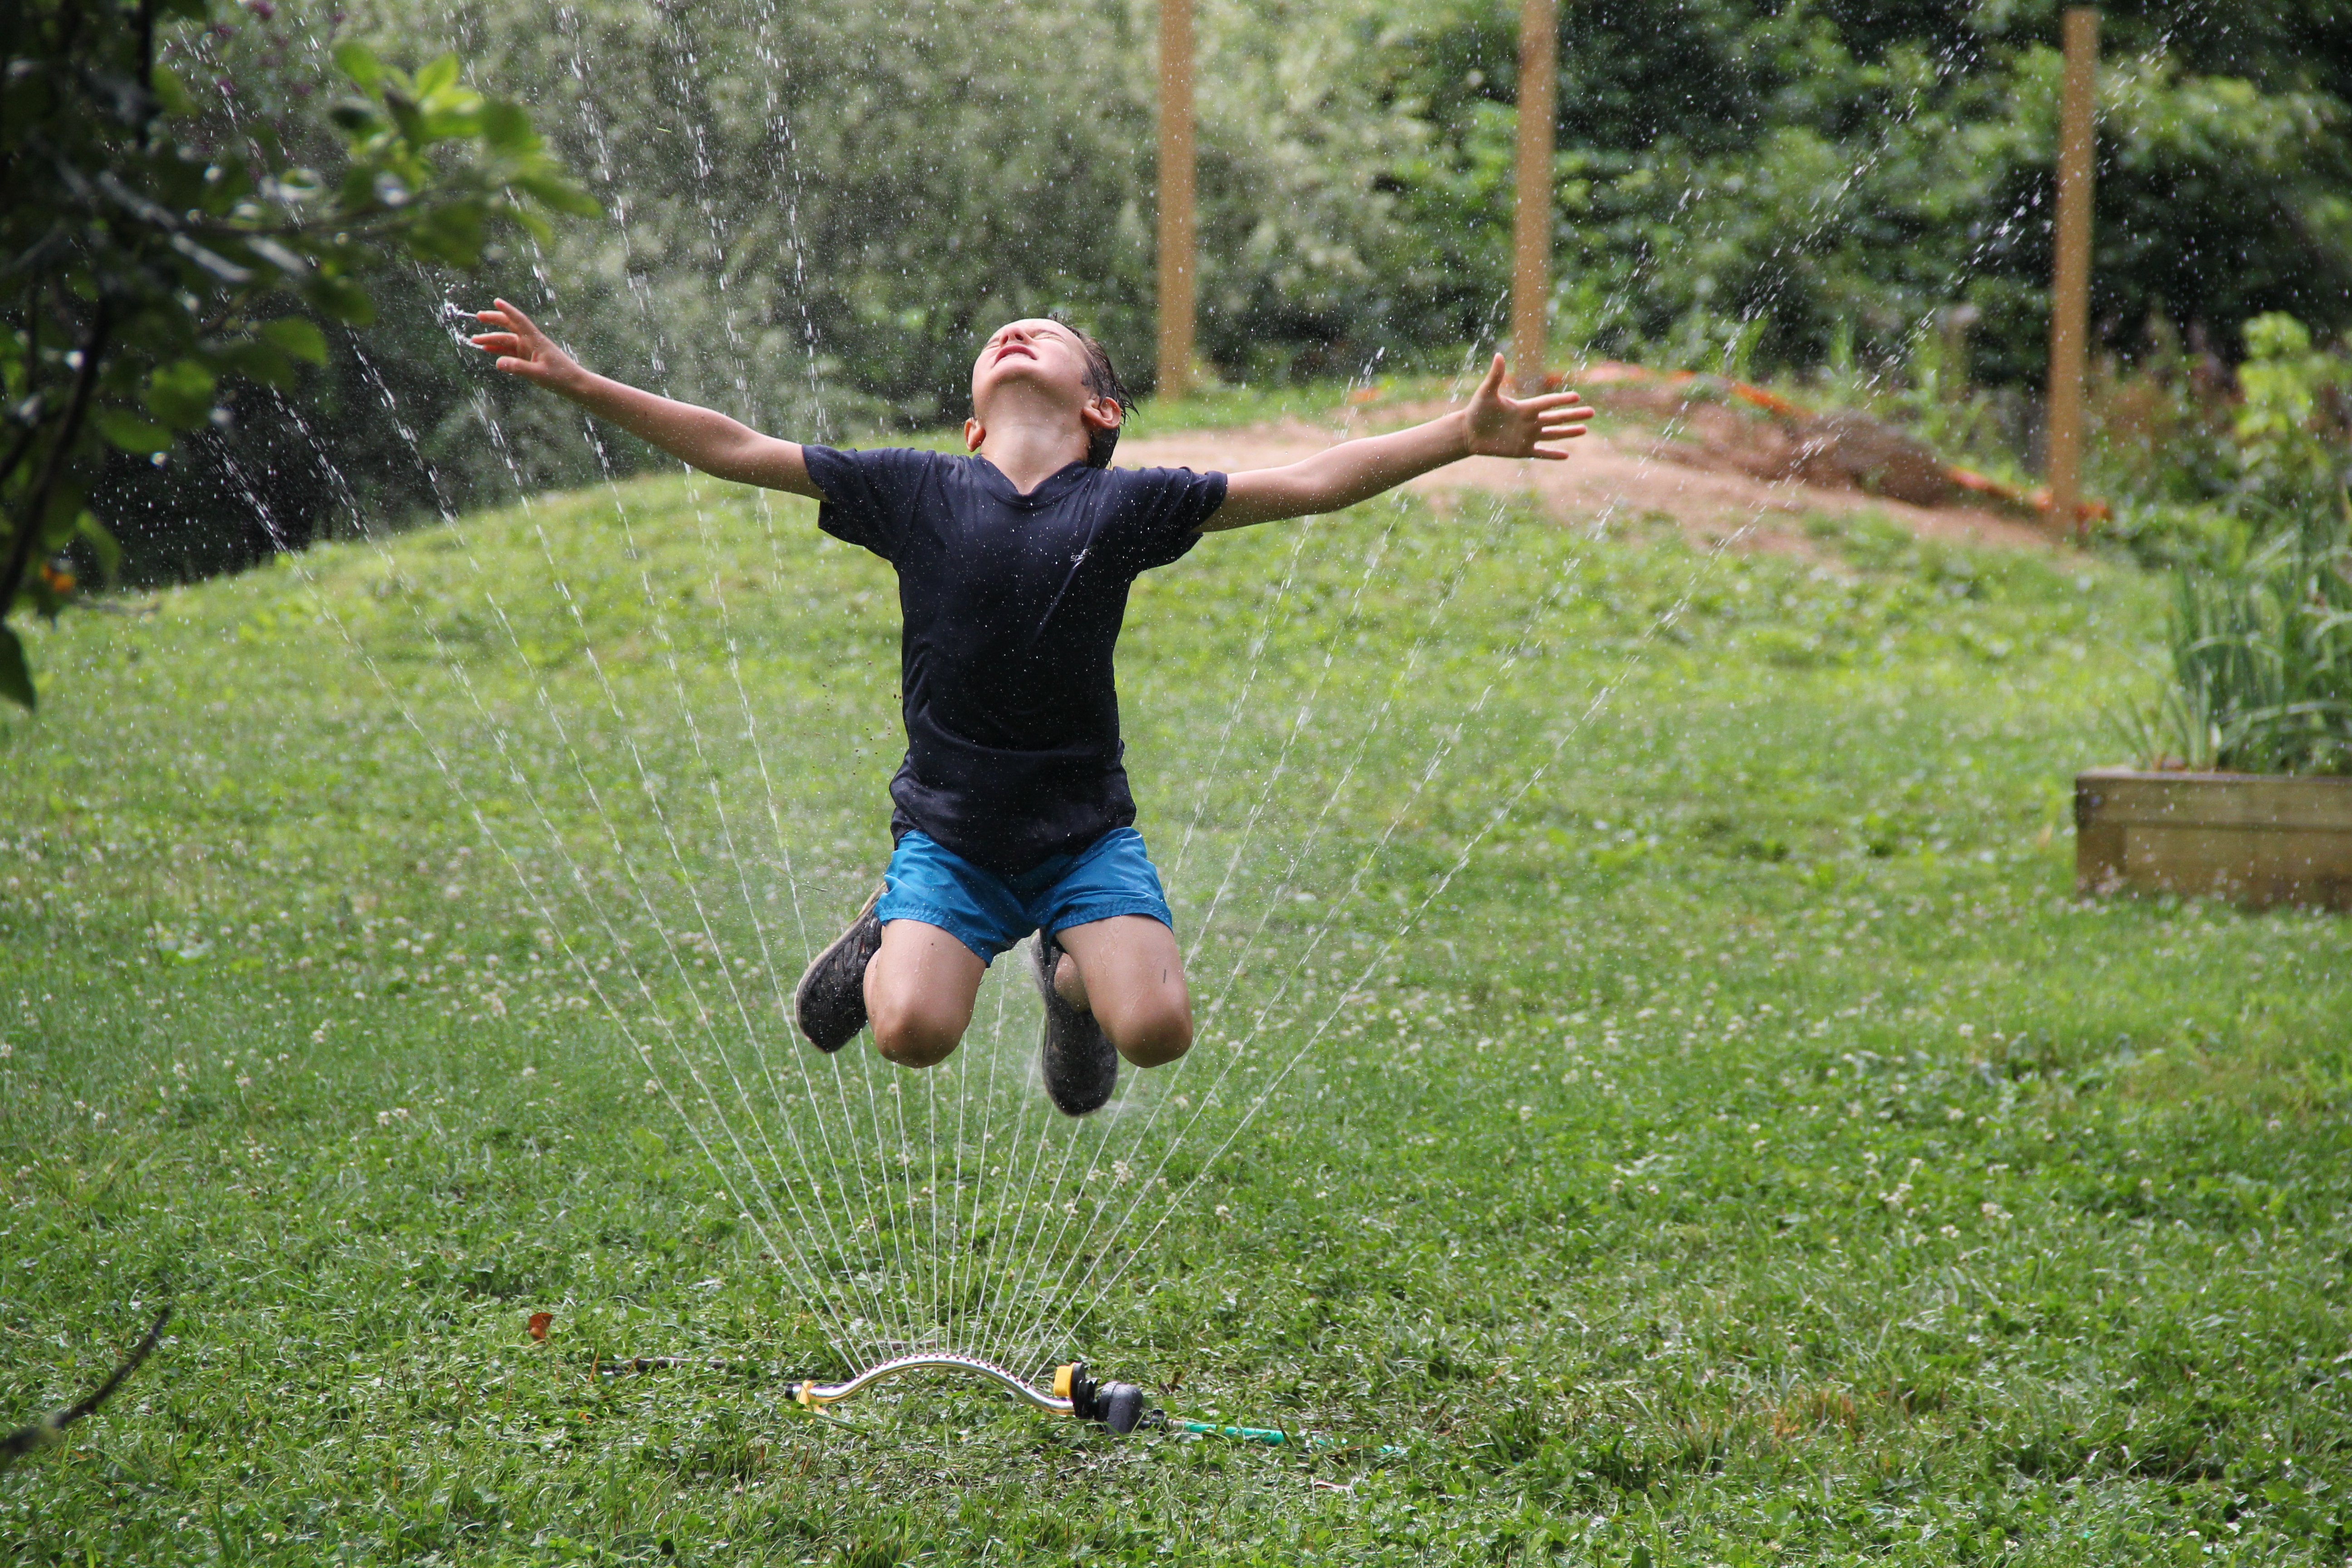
[792,1353,1151,1434]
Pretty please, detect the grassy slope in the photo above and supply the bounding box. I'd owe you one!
[2,472,2348,1565]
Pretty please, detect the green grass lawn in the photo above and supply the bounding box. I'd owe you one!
[3,471,2348,1564]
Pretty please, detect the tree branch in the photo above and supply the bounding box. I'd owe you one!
[0,1307,172,1470]
[0,281,49,494]
[0,295,112,624]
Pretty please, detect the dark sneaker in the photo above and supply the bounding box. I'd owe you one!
[794,887,884,1053]
[1034,927,1116,1116]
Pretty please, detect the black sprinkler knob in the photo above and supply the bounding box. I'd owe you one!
[1098,1381,1145,1434]
[1054,1362,1152,1435]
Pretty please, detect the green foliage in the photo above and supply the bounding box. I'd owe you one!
[34,0,2349,600]
[2233,313,2352,510]
[0,0,591,709]
[1364,0,2352,382]
[2115,314,2352,773]
[2124,506,2352,775]
[156,0,2341,469]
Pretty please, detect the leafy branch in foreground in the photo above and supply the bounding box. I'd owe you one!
[0,1307,172,1472]
[0,0,596,711]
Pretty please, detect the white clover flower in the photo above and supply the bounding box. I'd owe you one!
[642,1078,658,1095]
[377,1110,392,1127]
[520,1065,537,1078]
[1938,1225,1959,1240]
[0,1042,11,1059]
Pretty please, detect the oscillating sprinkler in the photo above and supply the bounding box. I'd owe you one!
[791,1352,1152,1435]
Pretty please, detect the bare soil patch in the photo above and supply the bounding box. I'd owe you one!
[1124,395,2062,556]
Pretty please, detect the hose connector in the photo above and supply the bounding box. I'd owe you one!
[1054,1361,1149,1434]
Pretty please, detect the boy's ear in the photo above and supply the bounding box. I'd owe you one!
[964,416,985,451]
[1080,396,1123,433]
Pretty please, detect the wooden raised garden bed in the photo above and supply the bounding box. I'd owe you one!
[2075,767,2352,910]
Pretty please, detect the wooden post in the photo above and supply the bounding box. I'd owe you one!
[2046,6,2098,535]
[1156,0,1197,401]
[1509,0,1560,395]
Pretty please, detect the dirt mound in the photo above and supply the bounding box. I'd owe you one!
[1120,385,2062,557]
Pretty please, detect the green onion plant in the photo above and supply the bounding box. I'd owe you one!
[2119,494,2352,775]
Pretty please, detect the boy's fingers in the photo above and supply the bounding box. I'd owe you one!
[491,298,543,339]
[1478,353,1507,396]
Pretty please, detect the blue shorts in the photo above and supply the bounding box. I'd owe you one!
[875,827,1174,963]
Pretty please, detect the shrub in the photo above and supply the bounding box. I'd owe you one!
[2123,504,2352,775]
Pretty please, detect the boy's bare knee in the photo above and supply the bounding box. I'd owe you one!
[869,996,965,1068]
[1109,1003,1191,1068]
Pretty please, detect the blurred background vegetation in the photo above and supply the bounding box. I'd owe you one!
[87,0,2352,583]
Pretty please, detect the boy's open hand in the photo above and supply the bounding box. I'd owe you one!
[467,299,584,392]
[1463,353,1594,461]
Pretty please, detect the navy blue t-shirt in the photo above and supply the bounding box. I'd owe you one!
[801,446,1229,875]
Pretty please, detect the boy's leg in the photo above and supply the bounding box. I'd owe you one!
[863,918,987,1068]
[1052,915,1192,1068]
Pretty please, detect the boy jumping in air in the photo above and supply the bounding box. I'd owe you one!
[469,302,1591,1114]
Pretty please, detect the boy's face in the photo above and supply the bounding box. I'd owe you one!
[967,319,1119,448]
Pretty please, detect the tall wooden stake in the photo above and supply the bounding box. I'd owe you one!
[2047,6,2098,535]
[1509,0,1560,396]
[1156,0,1197,401]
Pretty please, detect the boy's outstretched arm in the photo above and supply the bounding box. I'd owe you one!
[467,299,822,499]
[1205,354,1592,531]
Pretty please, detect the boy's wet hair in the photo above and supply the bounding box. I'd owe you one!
[1070,326,1129,468]
[973,318,1130,468]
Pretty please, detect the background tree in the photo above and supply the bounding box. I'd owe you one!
[12,0,2348,607]
[0,0,592,710]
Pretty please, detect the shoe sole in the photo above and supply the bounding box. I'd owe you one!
[793,884,884,1053]
[1034,928,1117,1116]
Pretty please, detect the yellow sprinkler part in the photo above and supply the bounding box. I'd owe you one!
[1053,1363,1077,1401]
